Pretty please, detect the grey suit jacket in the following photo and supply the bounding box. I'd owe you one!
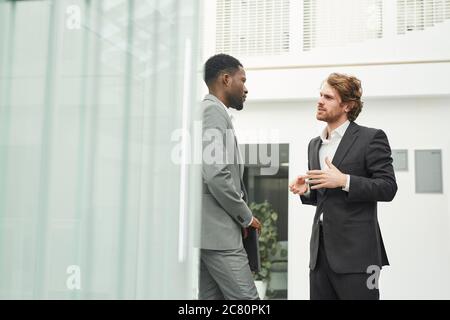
[301,121,397,273]
[201,94,253,250]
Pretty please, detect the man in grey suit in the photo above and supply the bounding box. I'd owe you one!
[199,54,262,300]
[289,73,397,299]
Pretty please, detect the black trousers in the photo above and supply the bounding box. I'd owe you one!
[310,224,380,300]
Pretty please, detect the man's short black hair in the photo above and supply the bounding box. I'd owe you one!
[204,54,243,86]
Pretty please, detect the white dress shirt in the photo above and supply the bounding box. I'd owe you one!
[318,120,351,221]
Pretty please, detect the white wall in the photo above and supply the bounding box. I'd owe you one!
[201,0,450,299]
[242,63,450,101]
[233,93,450,299]
[202,1,450,68]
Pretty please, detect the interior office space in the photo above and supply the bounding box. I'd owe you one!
[1,0,449,299]
[202,0,450,299]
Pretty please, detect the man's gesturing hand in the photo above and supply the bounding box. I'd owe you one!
[306,157,347,190]
[289,175,309,195]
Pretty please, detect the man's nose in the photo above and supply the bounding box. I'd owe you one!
[244,86,248,94]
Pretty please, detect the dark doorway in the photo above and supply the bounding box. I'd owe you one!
[241,143,289,299]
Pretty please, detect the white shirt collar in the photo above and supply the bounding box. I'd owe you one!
[320,120,350,142]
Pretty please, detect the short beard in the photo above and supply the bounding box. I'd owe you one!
[227,94,244,111]
[317,112,342,124]
[231,104,243,111]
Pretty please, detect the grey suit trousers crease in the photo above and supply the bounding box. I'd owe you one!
[199,248,259,300]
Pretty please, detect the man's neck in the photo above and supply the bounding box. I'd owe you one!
[209,90,229,108]
[326,117,348,137]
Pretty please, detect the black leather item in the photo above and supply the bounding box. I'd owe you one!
[243,227,260,272]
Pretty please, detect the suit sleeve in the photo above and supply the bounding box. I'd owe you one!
[300,140,317,206]
[347,129,398,202]
[202,104,253,227]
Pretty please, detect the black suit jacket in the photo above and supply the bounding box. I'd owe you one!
[301,121,397,274]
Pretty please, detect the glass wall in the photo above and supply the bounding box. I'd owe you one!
[0,0,202,299]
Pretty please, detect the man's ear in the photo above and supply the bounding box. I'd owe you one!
[343,102,352,113]
[222,73,231,87]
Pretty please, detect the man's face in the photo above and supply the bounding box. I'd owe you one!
[316,82,348,123]
[226,66,248,111]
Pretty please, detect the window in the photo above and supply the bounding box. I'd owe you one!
[303,0,383,51]
[397,0,450,34]
[215,0,290,56]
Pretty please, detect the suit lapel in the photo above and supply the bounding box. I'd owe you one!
[314,122,359,199]
[310,137,321,170]
[204,94,230,122]
[332,121,360,167]
[310,137,326,198]
[204,94,244,177]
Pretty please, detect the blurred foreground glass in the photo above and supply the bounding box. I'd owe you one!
[0,0,202,299]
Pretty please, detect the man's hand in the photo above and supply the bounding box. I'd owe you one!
[306,157,347,190]
[250,216,262,235]
[289,175,308,195]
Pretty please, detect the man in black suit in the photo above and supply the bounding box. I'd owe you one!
[289,73,397,300]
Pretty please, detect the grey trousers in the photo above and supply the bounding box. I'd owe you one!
[199,247,259,300]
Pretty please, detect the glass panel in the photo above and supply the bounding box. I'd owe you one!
[0,0,202,299]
